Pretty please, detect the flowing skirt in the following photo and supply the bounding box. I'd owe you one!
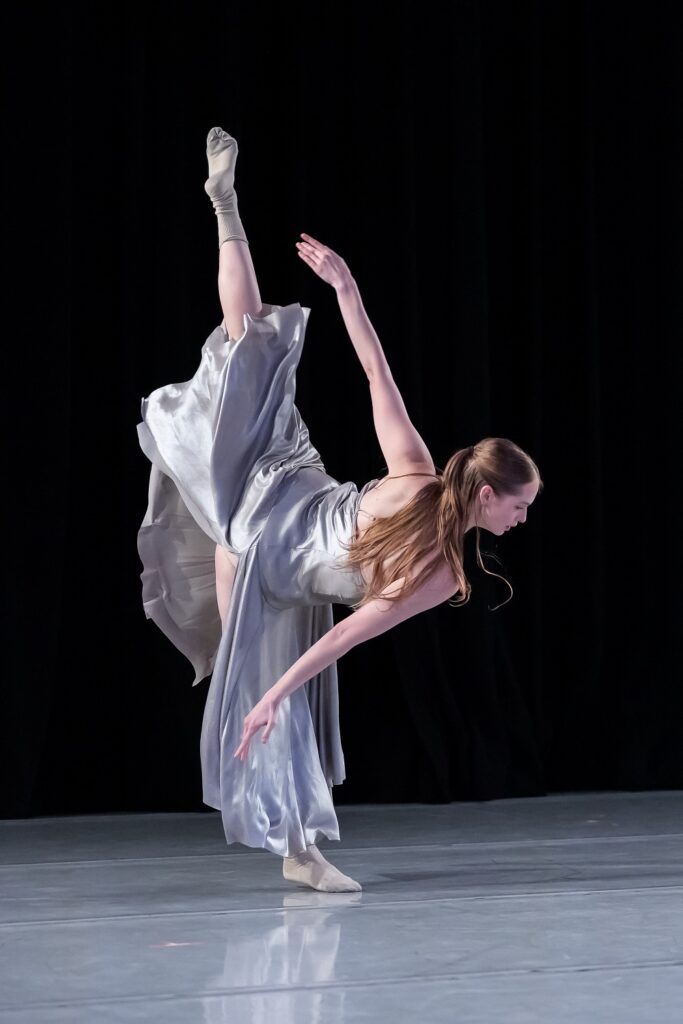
[136,302,373,856]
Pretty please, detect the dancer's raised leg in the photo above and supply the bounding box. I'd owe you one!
[215,545,238,627]
[204,127,263,340]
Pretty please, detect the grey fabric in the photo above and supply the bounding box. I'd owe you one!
[136,302,379,856]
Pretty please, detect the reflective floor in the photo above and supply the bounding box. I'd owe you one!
[2,791,683,1022]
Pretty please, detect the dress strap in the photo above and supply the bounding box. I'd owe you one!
[357,472,439,523]
[373,471,439,491]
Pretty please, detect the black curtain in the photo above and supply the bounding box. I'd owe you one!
[4,0,681,817]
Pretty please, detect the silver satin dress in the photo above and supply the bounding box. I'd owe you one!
[136,301,380,857]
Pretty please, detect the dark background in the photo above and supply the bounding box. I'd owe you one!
[4,0,681,818]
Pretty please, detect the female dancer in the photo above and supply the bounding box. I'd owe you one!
[137,127,542,893]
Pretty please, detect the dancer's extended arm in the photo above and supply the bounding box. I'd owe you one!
[296,232,384,376]
[297,233,433,473]
[233,561,458,761]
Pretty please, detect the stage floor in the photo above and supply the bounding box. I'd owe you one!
[2,791,682,1022]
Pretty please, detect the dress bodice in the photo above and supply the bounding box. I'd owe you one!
[257,470,382,610]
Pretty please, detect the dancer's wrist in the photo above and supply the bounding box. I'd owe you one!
[269,679,288,703]
[270,674,300,704]
[335,274,357,297]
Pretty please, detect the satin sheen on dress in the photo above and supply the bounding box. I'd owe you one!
[136,302,380,856]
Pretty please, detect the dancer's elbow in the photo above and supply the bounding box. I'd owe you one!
[335,565,457,653]
[333,591,410,653]
[330,620,361,657]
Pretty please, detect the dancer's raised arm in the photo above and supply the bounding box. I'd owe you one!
[297,233,434,474]
[297,233,386,377]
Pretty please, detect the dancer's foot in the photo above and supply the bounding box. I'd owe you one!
[283,845,362,893]
[204,127,247,246]
[204,126,239,204]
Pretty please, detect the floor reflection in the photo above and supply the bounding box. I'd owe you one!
[200,891,363,1023]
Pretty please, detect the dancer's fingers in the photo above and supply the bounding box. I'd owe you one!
[297,241,321,261]
[235,721,255,759]
[297,251,317,271]
[300,232,327,253]
[263,706,276,742]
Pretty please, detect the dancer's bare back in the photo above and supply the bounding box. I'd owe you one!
[355,465,443,588]
[355,468,437,537]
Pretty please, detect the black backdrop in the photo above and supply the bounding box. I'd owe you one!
[4,1,681,818]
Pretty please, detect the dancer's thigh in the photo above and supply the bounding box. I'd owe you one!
[215,545,238,621]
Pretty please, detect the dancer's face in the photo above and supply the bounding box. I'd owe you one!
[472,478,539,535]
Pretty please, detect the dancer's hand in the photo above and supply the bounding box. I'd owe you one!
[233,693,282,761]
[296,233,353,291]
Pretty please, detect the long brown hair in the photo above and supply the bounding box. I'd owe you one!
[337,437,543,612]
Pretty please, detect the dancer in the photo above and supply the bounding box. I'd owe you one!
[136,127,542,893]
